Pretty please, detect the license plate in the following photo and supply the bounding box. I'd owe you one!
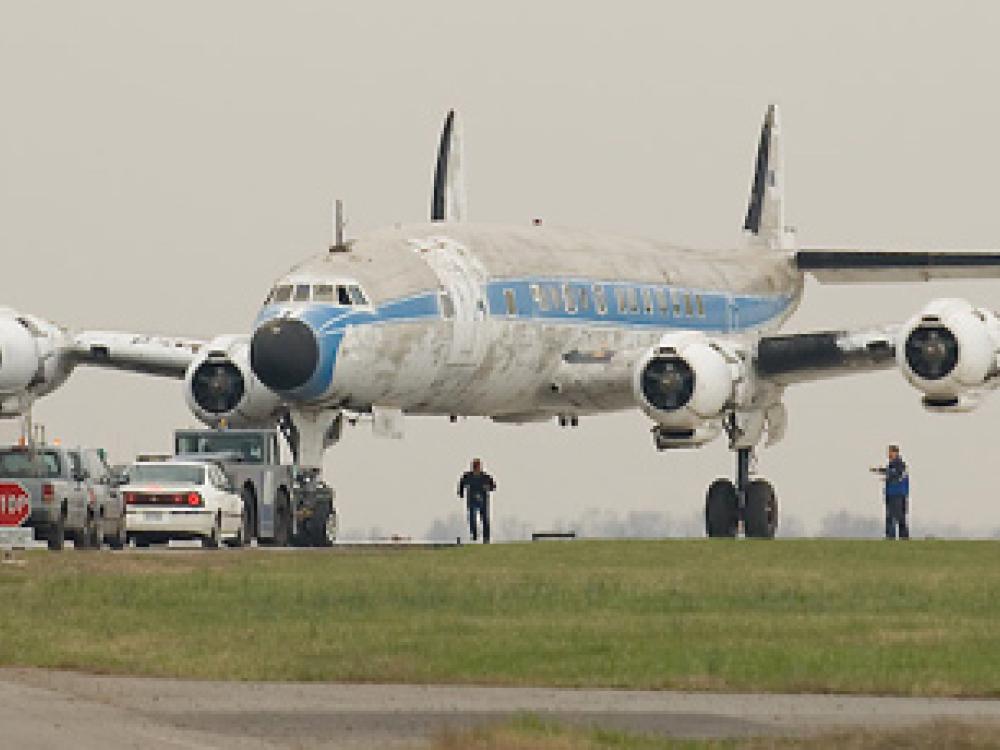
[144,511,164,522]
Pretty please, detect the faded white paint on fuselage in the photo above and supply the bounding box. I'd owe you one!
[259,223,804,419]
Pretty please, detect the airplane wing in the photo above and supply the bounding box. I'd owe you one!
[754,327,898,385]
[71,331,204,378]
[797,249,1000,283]
[553,326,901,414]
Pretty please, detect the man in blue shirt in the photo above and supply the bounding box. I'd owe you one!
[872,444,910,540]
[458,458,496,543]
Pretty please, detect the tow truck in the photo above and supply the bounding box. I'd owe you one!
[172,428,336,547]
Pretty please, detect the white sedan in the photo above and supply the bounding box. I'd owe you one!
[123,461,246,548]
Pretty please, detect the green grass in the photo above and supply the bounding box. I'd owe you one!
[2,540,1000,694]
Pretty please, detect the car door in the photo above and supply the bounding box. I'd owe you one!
[211,465,238,534]
[66,451,89,528]
[87,450,120,534]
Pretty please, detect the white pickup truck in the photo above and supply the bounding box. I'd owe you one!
[0,445,96,550]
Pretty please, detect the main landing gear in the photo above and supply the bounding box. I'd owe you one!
[705,446,778,539]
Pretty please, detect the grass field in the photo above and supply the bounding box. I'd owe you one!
[1,540,1000,694]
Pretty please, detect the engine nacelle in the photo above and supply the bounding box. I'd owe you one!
[0,315,42,394]
[898,299,1000,406]
[633,332,746,430]
[184,336,284,428]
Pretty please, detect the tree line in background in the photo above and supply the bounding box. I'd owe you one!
[338,508,1000,542]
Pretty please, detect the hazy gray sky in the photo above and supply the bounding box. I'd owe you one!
[2,1,1000,536]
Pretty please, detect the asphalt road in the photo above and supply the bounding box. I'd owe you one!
[4,669,1000,749]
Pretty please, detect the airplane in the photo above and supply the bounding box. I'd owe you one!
[4,104,1000,539]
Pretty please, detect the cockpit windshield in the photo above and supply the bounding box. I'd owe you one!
[266,280,370,308]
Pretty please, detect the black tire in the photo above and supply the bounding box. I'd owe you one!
[241,486,257,543]
[303,508,334,548]
[88,515,103,550]
[72,514,97,550]
[108,516,127,550]
[225,509,248,548]
[273,491,291,547]
[132,534,151,549]
[204,513,221,549]
[47,512,66,551]
[705,478,739,538]
[744,480,778,539]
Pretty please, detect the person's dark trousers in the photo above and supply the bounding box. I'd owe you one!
[885,496,909,540]
[467,499,490,543]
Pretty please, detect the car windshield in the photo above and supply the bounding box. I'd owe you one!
[0,449,62,478]
[175,434,265,464]
[128,464,205,485]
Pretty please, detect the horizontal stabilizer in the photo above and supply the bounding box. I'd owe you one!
[797,250,1000,283]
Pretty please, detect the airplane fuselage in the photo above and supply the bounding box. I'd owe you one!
[251,223,803,419]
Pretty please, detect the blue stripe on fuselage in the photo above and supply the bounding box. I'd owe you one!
[254,279,796,401]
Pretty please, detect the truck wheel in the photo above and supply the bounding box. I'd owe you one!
[273,491,291,547]
[72,515,97,550]
[307,507,335,547]
[109,516,127,550]
[47,513,66,551]
[241,487,256,542]
[204,513,221,549]
[88,516,103,550]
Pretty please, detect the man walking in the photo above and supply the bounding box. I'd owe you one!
[872,444,910,540]
[458,458,496,543]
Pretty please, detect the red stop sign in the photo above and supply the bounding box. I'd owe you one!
[0,482,30,527]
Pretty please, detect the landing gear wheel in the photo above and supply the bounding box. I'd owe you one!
[47,513,66,551]
[744,480,778,539]
[705,479,739,538]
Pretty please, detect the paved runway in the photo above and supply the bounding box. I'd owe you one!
[4,668,1000,749]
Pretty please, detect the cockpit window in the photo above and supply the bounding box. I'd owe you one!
[347,285,368,306]
[293,284,311,302]
[336,286,352,305]
[314,284,335,302]
[273,285,293,303]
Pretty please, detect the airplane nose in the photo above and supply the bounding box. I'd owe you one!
[250,318,319,391]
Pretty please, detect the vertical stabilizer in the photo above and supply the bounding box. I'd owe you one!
[743,104,791,249]
[431,110,467,222]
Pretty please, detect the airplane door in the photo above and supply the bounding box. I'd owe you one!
[412,237,488,366]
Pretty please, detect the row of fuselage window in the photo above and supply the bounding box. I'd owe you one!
[500,283,707,319]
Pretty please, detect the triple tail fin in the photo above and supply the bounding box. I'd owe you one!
[430,110,467,222]
[743,104,792,250]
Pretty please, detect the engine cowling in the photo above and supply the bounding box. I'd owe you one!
[184,336,284,428]
[898,299,1000,407]
[633,332,746,432]
[0,315,42,394]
